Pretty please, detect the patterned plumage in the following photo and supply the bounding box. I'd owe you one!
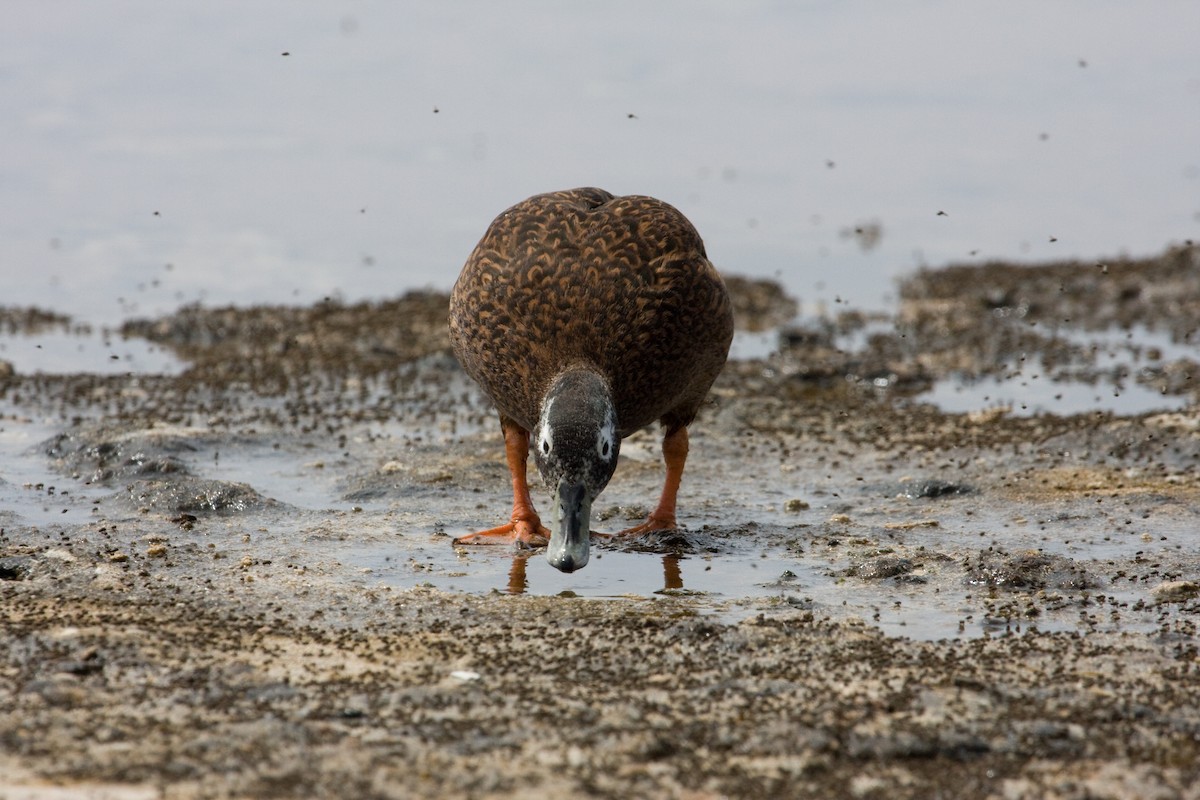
[449,187,733,573]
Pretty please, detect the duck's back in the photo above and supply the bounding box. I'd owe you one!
[450,188,733,435]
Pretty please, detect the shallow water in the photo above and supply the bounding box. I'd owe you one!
[2,259,1198,648]
[0,414,109,526]
[921,370,1188,417]
[3,2,1198,326]
[920,319,1199,416]
[324,482,1198,642]
[8,370,1191,644]
[2,382,1196,644]
[345,545,790,603]
[0,330,185,376]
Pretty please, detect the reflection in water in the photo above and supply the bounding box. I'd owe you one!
[662,555,683,590]
[507,556,528,595]
[504,553,686,595]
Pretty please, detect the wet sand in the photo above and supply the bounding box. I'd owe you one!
[2,246,1200,798]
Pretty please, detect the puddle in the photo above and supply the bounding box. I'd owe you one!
[764,313,1200,416]
[911,321,1197,416]
[1057,322,1199,365]
[323,497,1199,642]
[922,370,1187,416]
[0,330,186,375]
[346,540,807,601]
[959,323,1200,415]
[0,413,110,526]
[198,438,365,512]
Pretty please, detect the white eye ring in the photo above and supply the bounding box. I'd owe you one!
[596,433,612,459]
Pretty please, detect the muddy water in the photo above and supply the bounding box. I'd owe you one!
[2,248,1199,798]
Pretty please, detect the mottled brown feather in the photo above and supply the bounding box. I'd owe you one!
[449,188,733,437]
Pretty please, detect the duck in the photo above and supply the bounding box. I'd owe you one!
[448,188,733,573]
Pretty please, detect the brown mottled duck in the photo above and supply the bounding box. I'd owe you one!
[449,188,734,573]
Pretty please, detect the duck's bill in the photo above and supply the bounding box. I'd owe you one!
[546,480,591,573]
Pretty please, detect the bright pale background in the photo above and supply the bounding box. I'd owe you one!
[3,1,1198,324]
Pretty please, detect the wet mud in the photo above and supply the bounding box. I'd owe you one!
[2,246,1199,798]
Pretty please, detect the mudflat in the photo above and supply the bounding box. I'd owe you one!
[2,246,1198,799]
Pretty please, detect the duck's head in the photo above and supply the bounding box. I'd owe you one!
[533,368,620,573]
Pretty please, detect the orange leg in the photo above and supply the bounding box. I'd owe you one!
[617,425,689,536]
[452,419,550,547]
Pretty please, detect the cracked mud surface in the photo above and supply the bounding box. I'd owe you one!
[2,246,1199,798]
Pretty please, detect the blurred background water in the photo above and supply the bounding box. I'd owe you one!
[2,1,1198,326]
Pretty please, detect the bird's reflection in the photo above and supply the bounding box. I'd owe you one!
[662,554,683,590]
[506,555,529,594]
[504,553,684,594]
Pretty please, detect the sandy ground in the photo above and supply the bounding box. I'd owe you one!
[2,245,1200,799]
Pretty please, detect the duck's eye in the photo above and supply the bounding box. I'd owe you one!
[597,435,611,459]
[541,438,550,455]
